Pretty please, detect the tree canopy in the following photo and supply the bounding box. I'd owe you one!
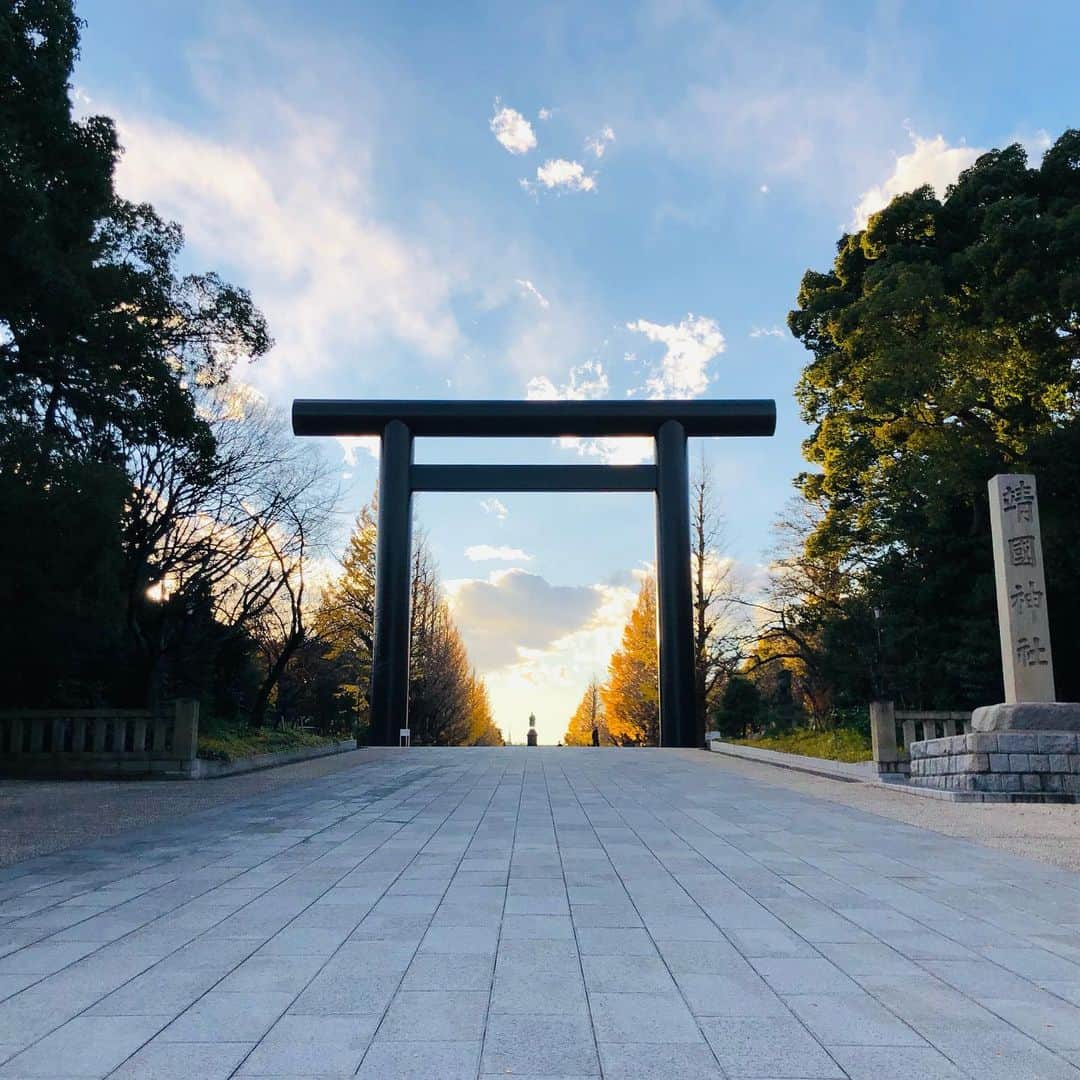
[784,130,1080,708]
[601,576,659,745]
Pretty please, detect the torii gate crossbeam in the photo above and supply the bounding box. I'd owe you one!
[292,399,776,748]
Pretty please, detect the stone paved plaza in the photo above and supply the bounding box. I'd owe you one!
[2,749,1080,1078]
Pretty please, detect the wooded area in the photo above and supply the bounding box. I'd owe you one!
[0,3,499,744]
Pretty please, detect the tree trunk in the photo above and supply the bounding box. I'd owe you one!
[251,630,304,728]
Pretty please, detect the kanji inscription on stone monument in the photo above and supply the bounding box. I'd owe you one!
[989,474,1055,703]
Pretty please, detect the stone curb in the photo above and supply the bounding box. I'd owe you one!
[705,739,877,784]
[191,738,360,779]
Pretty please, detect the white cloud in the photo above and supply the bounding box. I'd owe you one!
[465,544,533,562]
[852,131,982,230]
[490,102,538,155]
[112,111,460,395]
[1021,129,1053,160]
[759,184,769,193]
[627,314,725,397]
[445,569,604,670]
[480,497,509,521]
[336,436,380,466]
[562,436,654,466]
[482,578,638,743]
[515,278,550,309]
[529,159,596,193]
[538,107,553,121]
[750,326,785,339]
[585,125,616,158]
[525,360,650,464]
[525,359,609,401]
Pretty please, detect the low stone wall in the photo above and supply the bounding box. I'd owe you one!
[0,701,198,779]
[910,730,1080,800]
[869,701,971,777]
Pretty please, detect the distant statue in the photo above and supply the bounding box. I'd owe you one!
[591,725,600,747]
[527,712,538,747]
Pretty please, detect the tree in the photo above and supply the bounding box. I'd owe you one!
[121,388,336,715]
[313,501,378,730]
[1,3,269,480]
[244,472,337,728]
[713,675,761,739]
[787,130,1080,706]
[314,502,495,745]
[741,497,869,726]
[408,536,472,745]
[465,675,504,746]
[602,576,659,746]
[691,462,739,744]
[0,3,271,707]
[564,677,606,746]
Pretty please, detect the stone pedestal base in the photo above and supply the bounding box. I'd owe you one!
[971,702,1080,732]
[909,731,1080,802]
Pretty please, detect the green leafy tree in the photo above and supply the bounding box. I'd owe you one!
[788,131,1080,706]
[712,675,761,739]
[0,2,270,705]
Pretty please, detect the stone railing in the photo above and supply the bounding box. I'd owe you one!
[0,699,199,778]
[869,700,971,778]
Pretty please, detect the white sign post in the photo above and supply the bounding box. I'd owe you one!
[988,474,1055,703]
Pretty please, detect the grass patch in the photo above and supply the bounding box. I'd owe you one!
[197,719,346,763]
[731,726,872,763]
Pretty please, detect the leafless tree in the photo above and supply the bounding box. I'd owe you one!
[691,461,741,742]
[122,385,337,710]
[733,497,860,726]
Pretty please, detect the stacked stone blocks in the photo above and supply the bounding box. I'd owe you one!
[910,730,1080,797]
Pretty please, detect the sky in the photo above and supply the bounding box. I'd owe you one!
[76,0,1079,744]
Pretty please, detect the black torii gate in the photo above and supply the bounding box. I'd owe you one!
[292,399,775,748]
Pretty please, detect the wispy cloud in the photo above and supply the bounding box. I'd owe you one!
[526,360,652,465]
[526,158,597,194]
[627,314,725,397]
[515,278,550,309]
[585,125,616,158]
[526,359,609,401]
[480,497,509,521]
[490,101,538,154]
[538,106,553,121]
[112,110,461,396]
[465,544,533,562]
[636,3,917,213]
[750,325,785,339]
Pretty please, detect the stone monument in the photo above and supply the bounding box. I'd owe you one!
[909,474,1080,800]
[526,713,538,747]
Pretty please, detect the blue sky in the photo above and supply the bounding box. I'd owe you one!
[77,0,1079,741]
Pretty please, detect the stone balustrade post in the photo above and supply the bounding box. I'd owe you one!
[870,700,898,771]
[173,699,200,764]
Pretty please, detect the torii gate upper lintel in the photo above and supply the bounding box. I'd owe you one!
[292,399,776,748]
